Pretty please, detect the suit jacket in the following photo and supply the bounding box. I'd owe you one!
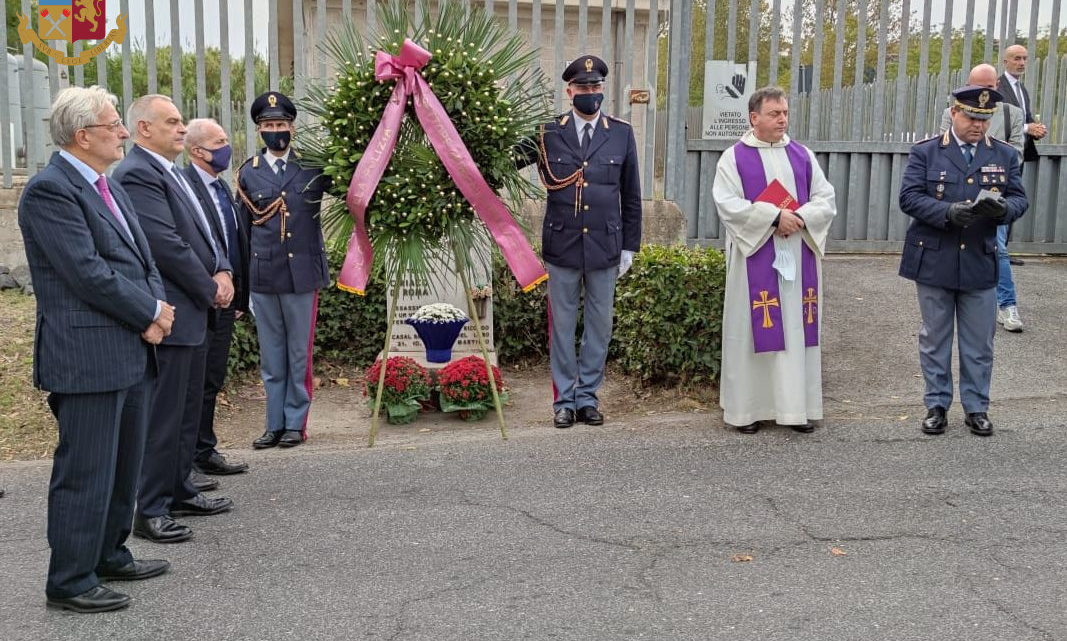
[235,151,329,294]
[114,145,231,346]
[997,73,1039,162]
[516,112,642,272]
[898,132,1028,291]
[18,152,165,393]
[183,164,250,313]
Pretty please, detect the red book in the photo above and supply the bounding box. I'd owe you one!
[754,178,798,210]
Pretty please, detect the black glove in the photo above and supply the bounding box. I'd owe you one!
[970,197,1007,220]
[947,202,978,227]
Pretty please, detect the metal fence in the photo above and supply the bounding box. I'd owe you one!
[2,0,1066,252]
[666,0,1067,253]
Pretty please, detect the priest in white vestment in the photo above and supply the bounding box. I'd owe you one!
[712,87,837,433]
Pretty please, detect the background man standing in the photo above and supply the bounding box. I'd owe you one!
[115,95,235,544]
[516,55,642,429]
[183,118,250,477]
[899,86,1028,438]
[941,63,1026,333]
[236,92,329,449]
[19,86,172,612]
[712,86,837,434]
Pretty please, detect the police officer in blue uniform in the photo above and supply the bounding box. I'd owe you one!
[516,55,642,428]
[235,92,329,449]
[899,85,1028,437]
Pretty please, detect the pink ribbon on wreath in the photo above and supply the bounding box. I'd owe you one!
[339,39,548,295]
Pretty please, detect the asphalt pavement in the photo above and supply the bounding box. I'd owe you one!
[1,255,1065,640]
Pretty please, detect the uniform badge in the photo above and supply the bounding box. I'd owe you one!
[268,93,278,108]
[979,90,989,108]
[585,58,593,72]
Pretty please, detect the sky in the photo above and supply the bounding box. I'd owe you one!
[91,0,1060,57]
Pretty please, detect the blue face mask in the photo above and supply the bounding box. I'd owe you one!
[261,130,291,152]
[202,144,232,173]
[572,92,603,116]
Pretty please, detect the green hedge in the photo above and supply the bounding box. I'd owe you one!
[229,245,727,386]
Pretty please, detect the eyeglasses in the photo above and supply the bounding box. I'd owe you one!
[83,119,125,132]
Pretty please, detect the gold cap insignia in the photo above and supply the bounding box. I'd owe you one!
[978,90,989,108]
[584,58,593,73]
[268,94,278,107]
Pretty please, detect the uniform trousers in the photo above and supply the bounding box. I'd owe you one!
[916,283,996,413]
[45,369,152,598]
[251,290,318,435]
[546,262,617,413]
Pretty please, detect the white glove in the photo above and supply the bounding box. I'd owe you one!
[618,249,635,278]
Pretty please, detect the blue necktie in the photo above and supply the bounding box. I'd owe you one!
[963,144,975,165]
[210,179,241,270]
[581,123,592,152]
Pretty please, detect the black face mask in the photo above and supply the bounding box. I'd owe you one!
[261,130,291,152]
[572,92,603,116]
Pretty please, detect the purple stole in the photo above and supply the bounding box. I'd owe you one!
[732,141,820,353]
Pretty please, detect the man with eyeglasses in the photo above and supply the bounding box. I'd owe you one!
[18,86,173,612]
[515,55,642,429]
[114,95,236,545]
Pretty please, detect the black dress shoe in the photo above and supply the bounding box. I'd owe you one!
[133,515,192,544]
[553,408,575,429]
[1009,256,1024,266]
[253,430,283,449]
[576,406,604,425]
[96,559,170,581]
[189,471,219,493]
[922,407,947,435]
[170,493,233,517]
[965,412,994,436]
[278,430,303,448]
[735,422,761,434]
[791,422,816,433]
[46,585,130,613]
[195,452,249,475]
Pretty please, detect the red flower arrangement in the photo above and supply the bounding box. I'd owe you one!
[364,356,433,424]
[436,355,508,421]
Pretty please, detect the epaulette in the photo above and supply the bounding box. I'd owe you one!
[939,131,952,147]
[557,113,570,127]
[606,114,632,126]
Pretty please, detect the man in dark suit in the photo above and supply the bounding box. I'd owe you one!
[183,118,250,477]
[235,92,329,449]
[114,95,235,544]
[997,45,1046,164]
[19,86,173,612]
[899,86,1028,438]
[515,55,642,429]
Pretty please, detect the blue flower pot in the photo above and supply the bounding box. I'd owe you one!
[405,318,469,363]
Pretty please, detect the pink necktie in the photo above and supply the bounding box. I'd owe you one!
[96,175,121,219]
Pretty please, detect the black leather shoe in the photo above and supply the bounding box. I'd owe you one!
[736,422,761,434]
[791,422,816,433]
[576,406,604,425]
[1009,256,1024,266]
[46,586,130,613]
[922,407,947,435]
[189,471,219,493]
[195,452,249,475]
[96,559,170,581]
[966,412,994,436]
[278,430,303,447]
[553,408,575,429]
[170,493,233,517]
[253,430,283,449]
[133,515,192,544]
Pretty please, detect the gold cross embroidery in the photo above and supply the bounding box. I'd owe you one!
[752,290,780,329]
[803,287,818,325]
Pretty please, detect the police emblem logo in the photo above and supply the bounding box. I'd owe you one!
[585,58,593,72]
[979,90,989,108]
[268,94,278,108]
[18,0,126,66]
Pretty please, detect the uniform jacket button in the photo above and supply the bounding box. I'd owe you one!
[582,227,589,233]
[583,161,588,167]
[582,181,589,187]
[281,191,287,196]
[583,205,590,211]
[288,252,294,258]
[960,243,966,250]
